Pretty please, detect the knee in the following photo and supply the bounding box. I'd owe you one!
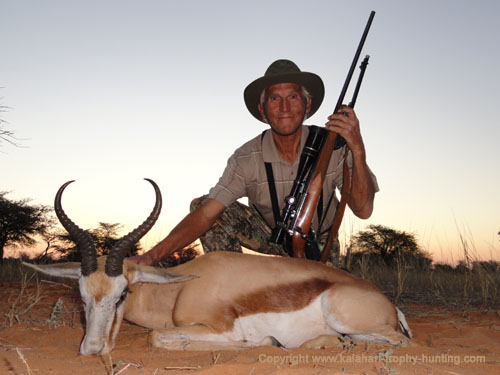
[190,195,209,213]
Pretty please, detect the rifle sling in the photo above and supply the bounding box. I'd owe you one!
[320,149,351,263]
[264,162,281,228]
[261,129,324,240]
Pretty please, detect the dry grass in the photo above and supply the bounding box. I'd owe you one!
[99,354,141,375]
[347,255,500,309]
[0,258,27,283]
[2,247,499,314]
[0,259,81,331]
[3,270,43,327]
[343,225,500,310]
[16,347,34,375]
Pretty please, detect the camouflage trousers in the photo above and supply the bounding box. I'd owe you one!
[190,196,340,262]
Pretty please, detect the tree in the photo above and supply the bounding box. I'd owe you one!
[0,98,21,148]
[351,224,431,268]
[54,222,142,261]
[36,226,66,262]
[0,126,18,147]
[0,191,53,263]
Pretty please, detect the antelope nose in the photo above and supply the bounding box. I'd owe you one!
[80,339,105,356]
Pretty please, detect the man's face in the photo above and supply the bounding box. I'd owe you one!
[258,83,311,137]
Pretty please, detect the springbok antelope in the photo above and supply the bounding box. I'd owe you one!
[24,179,412,355]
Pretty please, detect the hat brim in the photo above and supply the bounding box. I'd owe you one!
[244,71,324,123]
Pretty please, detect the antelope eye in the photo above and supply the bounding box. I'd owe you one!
[121,288,129,298]
[116,287,129,306]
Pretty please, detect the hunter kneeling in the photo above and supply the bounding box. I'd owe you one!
[130,59,378,266]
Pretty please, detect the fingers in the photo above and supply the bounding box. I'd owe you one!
[325,105,363,152]
[338,105,356,117]
[327,105,356,122]
[140,252,157,266]
[325,106,358,132]
[127,252,155,266]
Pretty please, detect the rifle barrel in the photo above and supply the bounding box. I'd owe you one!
[290,11,376,258]
[349,55,370,108]
[334,11,375,114]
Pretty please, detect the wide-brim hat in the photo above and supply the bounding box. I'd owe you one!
[244,59,325,123]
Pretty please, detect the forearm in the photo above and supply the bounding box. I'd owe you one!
[149,215,206,262]
[348,147,375,219]
[325,106,375,219]
[145,199,225,264]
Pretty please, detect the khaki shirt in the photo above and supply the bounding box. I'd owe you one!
[208,126,379,234]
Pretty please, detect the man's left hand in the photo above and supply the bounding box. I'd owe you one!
[325,105,365,157]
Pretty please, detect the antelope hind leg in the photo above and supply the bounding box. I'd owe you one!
[150,324,279,351]
[364,328,415,347]
[322,285,414,346]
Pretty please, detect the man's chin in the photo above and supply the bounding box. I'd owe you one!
[270,124,302,137]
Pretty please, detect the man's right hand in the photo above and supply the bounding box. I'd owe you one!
[128,251,157,266]
[127,198,226,267]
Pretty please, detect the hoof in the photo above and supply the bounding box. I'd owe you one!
[269,336,284,348]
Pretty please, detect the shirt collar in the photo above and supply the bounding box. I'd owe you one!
[262,125,310,164]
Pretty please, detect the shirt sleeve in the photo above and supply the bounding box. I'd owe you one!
[208,153,247,207]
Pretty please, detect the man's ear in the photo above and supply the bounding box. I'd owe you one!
[305,97,312,117]
[258,103,268,123]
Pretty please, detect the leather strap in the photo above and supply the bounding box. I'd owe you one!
[320,148,351,263]
[264,161,281,227]
[262,129,324,231]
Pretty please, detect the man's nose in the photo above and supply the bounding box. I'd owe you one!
[280,98,290,112]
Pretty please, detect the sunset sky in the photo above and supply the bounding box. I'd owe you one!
[2,0,499,263]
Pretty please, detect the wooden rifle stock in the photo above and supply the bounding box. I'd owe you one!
[292,130,340,258]
[291,11,375,259]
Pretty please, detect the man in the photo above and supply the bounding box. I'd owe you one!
[132,59,378,266]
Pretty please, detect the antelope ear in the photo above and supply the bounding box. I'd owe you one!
[124,261,198,284]
[133,269,198,284]
[23,262,81,279]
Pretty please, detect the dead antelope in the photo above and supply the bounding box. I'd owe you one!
[24,179,412,355]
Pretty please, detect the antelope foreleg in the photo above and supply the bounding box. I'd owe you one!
[300,334,344,349]
[150,324,279,351]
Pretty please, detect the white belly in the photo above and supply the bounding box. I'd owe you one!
[228,294,334,348]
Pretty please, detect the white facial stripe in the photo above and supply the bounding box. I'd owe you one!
[79,275,129,355]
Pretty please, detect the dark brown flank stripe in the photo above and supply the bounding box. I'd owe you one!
[200,278,333,333]
[233,277,333,316]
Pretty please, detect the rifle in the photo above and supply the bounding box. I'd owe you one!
[269,11,375,260]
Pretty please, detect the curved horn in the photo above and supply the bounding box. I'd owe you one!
[55,181,98,276]
[105,179,162,277]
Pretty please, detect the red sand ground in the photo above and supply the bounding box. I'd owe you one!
[1,281,499,375]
